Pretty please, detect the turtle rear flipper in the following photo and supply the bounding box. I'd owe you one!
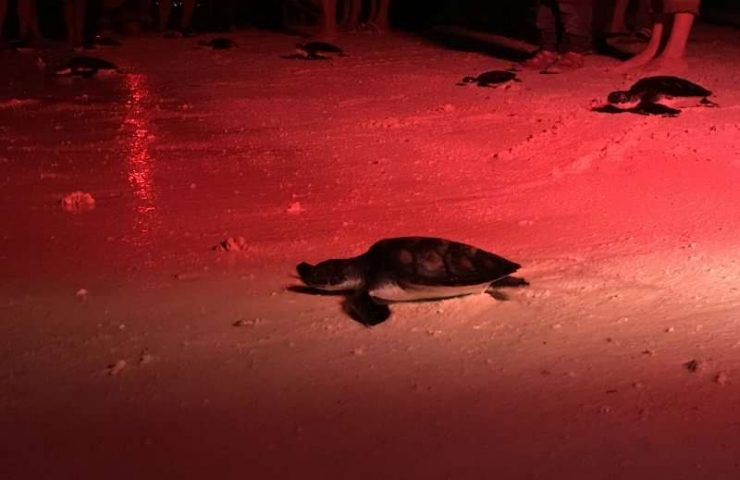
[485,275,528,300]
[344,291,391,327]
[700,97,719,108]
[488,276,529,288]
[637,102,681,117]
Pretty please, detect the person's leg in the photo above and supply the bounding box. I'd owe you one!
[558,0,592,54]
[617,0,698,70]
[0,0,8,39]
[181,0,195,31]
[614,19,663,70]
[634,0,654,34]
[542,0,591,71]
[159,0,171,31]
[82,0,101,47]
[537,0,560,53]
[139,0,154,28]
[523,0,560,68]
[64,0,85,46]
[75,0,87,46]
[608,0,630,33]
[658,10,695,59]
[370,0,390,30]
[321,0,337,37]
[226,0,236,30]
[340,0,361,31]
[17,0,41,39]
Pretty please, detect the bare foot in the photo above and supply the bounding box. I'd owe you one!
[610,22,663,73]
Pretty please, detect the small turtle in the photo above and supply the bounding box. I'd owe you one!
[7,38,35,53]
[294,41,344,60]
[296,237,528,326]
[53,56,118,78]
[199,38,236,50]
[593,76,717,117]
[458,70,520,88]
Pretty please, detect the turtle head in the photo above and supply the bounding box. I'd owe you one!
[297,259,364,291]
[607,90,635,106]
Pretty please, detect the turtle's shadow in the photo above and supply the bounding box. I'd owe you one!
[279,54,329,61]
[287,285,383,327]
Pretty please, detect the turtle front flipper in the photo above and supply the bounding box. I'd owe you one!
[637,102,681,117]
[592,104,631,114]
[343,291,391,327]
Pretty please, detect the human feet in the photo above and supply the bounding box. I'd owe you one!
[521,50,558,70]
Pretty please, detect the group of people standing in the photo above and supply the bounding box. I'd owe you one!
[525,0,701,73]
[1,0,702,71]
[0,0,236,49]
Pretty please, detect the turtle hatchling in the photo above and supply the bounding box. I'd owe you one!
[52,56,118,78]
[593,75,716,117]
[294,41,344,60]
[458,70,520,88]
[296,236,528,326]
[199,38,236,50]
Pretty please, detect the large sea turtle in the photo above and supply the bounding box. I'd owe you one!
[296,237,528,326]
[593,76,716,116]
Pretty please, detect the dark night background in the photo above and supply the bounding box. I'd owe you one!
[3,0,737,40]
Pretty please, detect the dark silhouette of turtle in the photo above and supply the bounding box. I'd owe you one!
[291,41,345,60]
[593,76,717,117]
[52,56,118,79]
[296,237,528,326]
[94,35,122,47]
[458,70,520,88]
[7,38,35,53]
[199,38,236,50]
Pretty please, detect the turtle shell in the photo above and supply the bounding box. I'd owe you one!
[205,38,235,49]
[69,56,117,70]
[364,237,520,287]
[475,70,517,85]
[629,76,711,98]
[301,41,343,54]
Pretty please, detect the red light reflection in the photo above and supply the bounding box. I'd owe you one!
[124,74,158,242]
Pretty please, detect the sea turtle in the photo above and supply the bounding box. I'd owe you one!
[593,76,717,117]
[94,35,122,47]
[199,38,236,50]
[296,236,528,326]
[293,41,344,60]
[458,70,520,88]
[7,38,35,53]
[52,56,118,78]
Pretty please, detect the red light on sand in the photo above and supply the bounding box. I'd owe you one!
[124,74,158,241]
